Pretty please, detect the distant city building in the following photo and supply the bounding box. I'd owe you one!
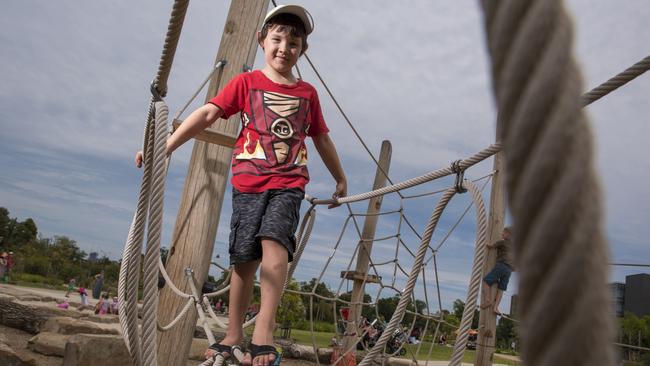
[509,294,518,317]
[624,273,650,317]
[610,282,625,317]
[88,252,98,262]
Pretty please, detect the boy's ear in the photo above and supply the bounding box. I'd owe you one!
[257,31,264,48]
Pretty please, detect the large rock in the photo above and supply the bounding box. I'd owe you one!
[42,316,118,335]
[188,338,210,360]
[63,334,130,366]
[28,332,69,357]
[82,313,119,324]
[0,341,34,366]
[0,297,49,334]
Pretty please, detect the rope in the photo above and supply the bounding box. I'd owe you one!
[480,1,615,365]
[581,55,650,106]
[358,180,487,366]
[311,144,501,206]
[153,0,189,97]
[141,101,169,366]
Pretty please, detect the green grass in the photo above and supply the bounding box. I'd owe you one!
[274,328,519,365]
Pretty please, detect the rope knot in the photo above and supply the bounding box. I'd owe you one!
[450,160,467,193]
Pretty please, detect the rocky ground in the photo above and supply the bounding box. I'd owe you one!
[0,284,493,366]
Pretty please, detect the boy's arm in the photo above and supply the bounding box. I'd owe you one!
[135,103,224,167]
[312,133,347,207]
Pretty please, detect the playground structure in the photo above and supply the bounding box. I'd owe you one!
[119,1,650,366]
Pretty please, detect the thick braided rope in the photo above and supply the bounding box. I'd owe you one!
[157,297,195,331]
[312,144,501,206]
[119,102,158,365]
[358,181,487,366]
[449,181,488,365]
[581,55,650,106]
[153,0,189,97]
[141,102,169,366]
[480,1,614,365]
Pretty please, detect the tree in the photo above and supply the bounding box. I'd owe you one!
[300,278,336,322]
[276,280,305,326]
[451,299,480,329]
[496,317,517,350]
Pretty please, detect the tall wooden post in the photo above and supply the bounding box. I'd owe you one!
[342,141,392,353]
[156,1,270,365]
[475,129,507,365]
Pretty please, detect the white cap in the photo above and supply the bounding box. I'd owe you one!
[263,4,314,35]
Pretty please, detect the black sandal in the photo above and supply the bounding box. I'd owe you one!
[249,343,281,366]
[208,343,233,361]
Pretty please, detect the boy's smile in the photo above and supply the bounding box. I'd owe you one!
[260,27,302,80]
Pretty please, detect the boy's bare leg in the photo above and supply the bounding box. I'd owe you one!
[493,289,504,315]
[249,238,288,366]
[219,261,259,349]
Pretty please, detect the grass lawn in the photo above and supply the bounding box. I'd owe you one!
[275,328,519,365]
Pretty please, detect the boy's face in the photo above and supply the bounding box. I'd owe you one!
[259,26,303,76]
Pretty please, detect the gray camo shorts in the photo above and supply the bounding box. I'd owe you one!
[228,187,304,265]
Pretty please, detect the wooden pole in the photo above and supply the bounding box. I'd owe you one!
[342,141,392,353]
[156,1,270,365]
[475,132,507,365]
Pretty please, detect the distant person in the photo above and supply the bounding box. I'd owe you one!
[95,293,110,315]
[92,271,104,299]
[215,298,223,314]
[481,227,514,315]
[408,327,421,344]
[78,286,89,308]
[5,251,14,282]
[65,278,76,297]
[110,297,119,315]
[57,299,70,309]
[0,252,7,283]
[438,333,447,345]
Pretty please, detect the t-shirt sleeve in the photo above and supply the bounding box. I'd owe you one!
[208,73,247,119]
[307,88,329,137]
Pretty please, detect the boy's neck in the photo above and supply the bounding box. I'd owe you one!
[261,66,298,85]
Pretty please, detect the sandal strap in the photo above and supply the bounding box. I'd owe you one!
[208,343,233,354]
[249,343,278,357]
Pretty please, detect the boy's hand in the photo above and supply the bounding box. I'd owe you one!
[134,151,143,168]
[328,180,347,209]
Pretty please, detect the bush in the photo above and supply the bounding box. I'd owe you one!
[12,273,63,287]
[294,320,336,333]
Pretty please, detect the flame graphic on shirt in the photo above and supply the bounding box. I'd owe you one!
[235,131,266,160]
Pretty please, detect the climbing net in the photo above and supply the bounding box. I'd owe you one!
[118,1,650,366]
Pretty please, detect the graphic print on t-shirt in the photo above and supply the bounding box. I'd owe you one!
[232,89,310,178]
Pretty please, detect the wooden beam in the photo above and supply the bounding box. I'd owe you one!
[474,134,506,366]
[156,1,270,365]
[172,119,237,148]
[342,140,392,353]
[339,271,382,284]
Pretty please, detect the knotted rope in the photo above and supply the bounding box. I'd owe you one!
[480,1,614,365]
[358,180,487,366]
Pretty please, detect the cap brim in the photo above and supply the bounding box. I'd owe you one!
[264,4,314,35]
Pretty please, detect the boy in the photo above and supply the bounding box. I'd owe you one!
[481,227,514,315]
[136,4,346,366]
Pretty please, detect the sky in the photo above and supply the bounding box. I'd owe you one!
[0,1,648,314]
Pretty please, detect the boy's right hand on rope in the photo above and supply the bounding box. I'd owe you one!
[134,151,144,168]
[328,179,347,209]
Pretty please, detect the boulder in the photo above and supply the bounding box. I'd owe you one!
[28,332,69,357]
[63,334,130,366]
[188,338,210,360]
[0,341,34,366]
[83,313,119,324]
[42,316,118,335]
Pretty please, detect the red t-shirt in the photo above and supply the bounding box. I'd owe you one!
[209,70,329,193]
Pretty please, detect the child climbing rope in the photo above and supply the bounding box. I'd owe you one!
[480,226,514,315]
[136,4,346,365]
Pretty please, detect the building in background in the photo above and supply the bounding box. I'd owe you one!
[624,273,650,317]
[509,294,518,317]
[88,252,98,262]
[610,282,625,317]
